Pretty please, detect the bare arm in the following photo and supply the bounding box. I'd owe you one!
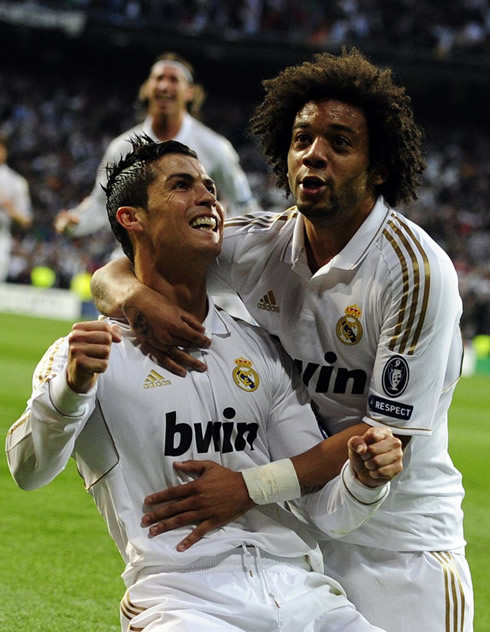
[141,424,403,549]
[91,258,211,375]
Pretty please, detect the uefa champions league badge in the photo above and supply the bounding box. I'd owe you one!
[382,355,410,397]
[336,304,363,345]
[232,357,260,392]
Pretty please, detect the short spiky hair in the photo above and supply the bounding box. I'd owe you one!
[249,47,426,207]
[104,135,198,261]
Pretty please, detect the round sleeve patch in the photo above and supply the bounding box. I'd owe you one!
[382,356,409,397]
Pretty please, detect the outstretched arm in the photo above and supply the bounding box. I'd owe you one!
[141,424,403,549]
[91,258,211,375]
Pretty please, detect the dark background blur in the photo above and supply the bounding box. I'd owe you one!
[1,0,488,338]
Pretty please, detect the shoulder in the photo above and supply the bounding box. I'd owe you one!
[186,116,237,153]
[218,308,292,361]
[377,210,458,288]
[224,208,298,239]
[104,124,144,157]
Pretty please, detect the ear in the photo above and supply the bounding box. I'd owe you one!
[370,165,389,186]
[116,206,143,233]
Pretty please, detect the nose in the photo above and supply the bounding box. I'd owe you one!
[303,137,328,168]
[196,183,216,207]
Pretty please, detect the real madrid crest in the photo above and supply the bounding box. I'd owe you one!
[232,357,260,392]
[336,304,363,345]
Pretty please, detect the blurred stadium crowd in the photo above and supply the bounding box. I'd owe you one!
[0,0,488,339]
[28,0,490,58]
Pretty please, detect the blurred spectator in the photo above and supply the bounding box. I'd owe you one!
[0,133,32,281]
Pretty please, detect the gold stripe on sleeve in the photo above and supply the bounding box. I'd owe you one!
[396,217,431,354]
[382,228,409,352]
[384,215,431,355]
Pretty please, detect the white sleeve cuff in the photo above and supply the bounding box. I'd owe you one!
[241,458,301,505]
[341,462,390,505]
[48,370,95,417]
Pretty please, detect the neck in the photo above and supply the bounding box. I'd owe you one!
[134,257,208,324]
[303,201,375,273]
[150,111,185,140]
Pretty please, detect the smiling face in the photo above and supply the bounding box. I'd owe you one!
[117,153,223,275]
[144,61,194,119]
[287,99,385,228]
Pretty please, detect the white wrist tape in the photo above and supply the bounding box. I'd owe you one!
[241,458,301,505]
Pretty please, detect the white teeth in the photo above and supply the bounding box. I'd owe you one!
[190,216,217,231]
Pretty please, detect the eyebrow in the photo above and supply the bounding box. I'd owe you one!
[167,172,217,191]
[292,121,357,135]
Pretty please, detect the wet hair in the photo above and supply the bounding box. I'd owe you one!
[138,51,206,118]
[104,135,198,261]
[249,47,426,207]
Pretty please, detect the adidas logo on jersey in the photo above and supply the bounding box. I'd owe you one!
[143,370,172,389]
[257,290,280,312]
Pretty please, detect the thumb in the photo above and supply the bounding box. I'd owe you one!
[110,324,123,343]
[348,436,367,456]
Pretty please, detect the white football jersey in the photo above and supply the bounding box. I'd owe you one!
[6,299,388,587]
[210,198,466,551]
[0,163,32,280]
[69,113,257,238]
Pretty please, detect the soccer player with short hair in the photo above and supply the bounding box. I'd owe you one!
[7,137,403,632]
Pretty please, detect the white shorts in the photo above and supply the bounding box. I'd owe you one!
[320,539,474,632]
[120,546,386,631]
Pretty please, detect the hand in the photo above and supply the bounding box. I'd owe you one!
[53,210,79,234]
[66,320,122,393]
[348,427,403,488]
[123,300,211,377]
[142,460,256,551]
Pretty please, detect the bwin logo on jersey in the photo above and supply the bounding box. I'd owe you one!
[232,357,260,392]
[336,304,363,345]
[382,356,409,397]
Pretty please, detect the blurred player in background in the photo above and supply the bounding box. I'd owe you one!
[0,133,32,282]
[7,137,403,632]
[54,51,258,241]
[91,48,474,632]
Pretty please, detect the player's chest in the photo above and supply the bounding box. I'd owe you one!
[97,345,270,460]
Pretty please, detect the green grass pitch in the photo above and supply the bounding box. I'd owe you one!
[1,312,489,631]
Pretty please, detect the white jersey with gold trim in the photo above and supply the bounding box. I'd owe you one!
[6,299,388,588]
[68,113,257,238]
[210,198,466,552]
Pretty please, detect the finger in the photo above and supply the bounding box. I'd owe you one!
[172,460,210,475]
[144,482,197,506]
[179,315,211,348]
[142,497,197,526]
[146,510,203,537]
[164,347,207,372]
[147,350,187,378]
[176,523,214,552]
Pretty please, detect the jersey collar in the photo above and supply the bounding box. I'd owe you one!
[289,197,391,276]
[203,296,231,337]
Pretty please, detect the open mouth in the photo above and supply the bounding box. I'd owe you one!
[301,176,326,191]
[190,216,218,232]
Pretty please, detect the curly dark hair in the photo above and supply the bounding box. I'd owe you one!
[103,135,198,261]
[249,47,426,207]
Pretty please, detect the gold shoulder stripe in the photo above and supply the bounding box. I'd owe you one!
[224,209,297,229]
[6,409,31,437]
[396,216,431,353]
[383,215,431,355]
[34,337,65,386]
[430,551,467,632]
